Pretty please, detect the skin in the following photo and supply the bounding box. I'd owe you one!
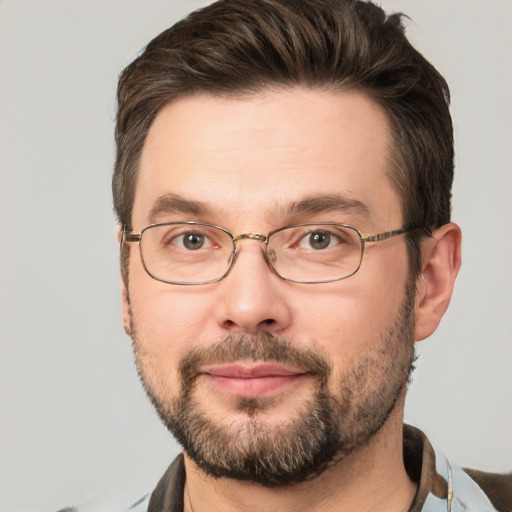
[122,88,461,511]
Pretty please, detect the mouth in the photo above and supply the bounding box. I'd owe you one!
[199,363,309,397]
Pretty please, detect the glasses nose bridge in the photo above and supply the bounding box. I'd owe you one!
[230,232,272,266]
[232,233,269,245]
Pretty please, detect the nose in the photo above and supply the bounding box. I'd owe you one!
[214,240,292,335]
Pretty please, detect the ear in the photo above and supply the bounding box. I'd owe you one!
[116,224,132,336]
[414,223,462,341]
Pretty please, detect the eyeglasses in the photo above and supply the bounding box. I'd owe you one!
[123,222,416,285]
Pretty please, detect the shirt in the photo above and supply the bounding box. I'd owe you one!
[58,425,511,512]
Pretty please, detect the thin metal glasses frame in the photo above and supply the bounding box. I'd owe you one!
[122,221,416,285]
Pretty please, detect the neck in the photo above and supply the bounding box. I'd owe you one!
[183,403,416,512]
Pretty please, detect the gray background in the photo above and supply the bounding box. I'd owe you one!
[1,1,511,511]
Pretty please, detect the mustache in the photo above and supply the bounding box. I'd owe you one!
[179,333,332,386]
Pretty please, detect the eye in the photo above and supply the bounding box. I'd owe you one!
[174,232,209,250]
[309,231,331,250]
[299,230,337,250]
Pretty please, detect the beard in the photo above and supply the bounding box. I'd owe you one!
[130,282,416,487]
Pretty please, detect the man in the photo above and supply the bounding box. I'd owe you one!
[110,1,510,511]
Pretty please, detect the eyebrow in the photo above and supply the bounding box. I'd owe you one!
[281,194,370,220]
[148,193,209,223]
[147,192,370,225]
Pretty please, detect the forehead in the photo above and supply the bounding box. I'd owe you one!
[133,88,402,230]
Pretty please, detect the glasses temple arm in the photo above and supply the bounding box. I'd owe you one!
[121,225,141,244]
[361,226,433,243]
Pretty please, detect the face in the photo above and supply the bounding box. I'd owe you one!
[125,88,416,485]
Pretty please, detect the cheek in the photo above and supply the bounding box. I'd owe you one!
[291,250,410,364]
[127,256,213,371]
[129,289,210,399]
[130,288,207,351]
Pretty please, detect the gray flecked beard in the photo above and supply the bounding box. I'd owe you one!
[131,282,416,487]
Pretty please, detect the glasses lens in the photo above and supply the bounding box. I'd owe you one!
[140,223,234,284]
[268,224,363,283]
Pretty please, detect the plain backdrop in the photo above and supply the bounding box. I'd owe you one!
[1,1,511,511]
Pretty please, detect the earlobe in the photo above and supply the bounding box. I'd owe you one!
[414,223,462,341]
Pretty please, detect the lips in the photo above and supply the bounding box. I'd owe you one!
[200,363,308,397]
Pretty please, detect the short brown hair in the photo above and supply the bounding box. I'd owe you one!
[114,0,453,277]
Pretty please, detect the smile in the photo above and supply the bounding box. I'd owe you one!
[200,363,309,397]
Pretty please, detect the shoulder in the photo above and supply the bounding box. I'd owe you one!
[431,448,511,512]
[403,425,511,512]
[463,469,512,512]
[54,492,150,512]
[53,456,185,512]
